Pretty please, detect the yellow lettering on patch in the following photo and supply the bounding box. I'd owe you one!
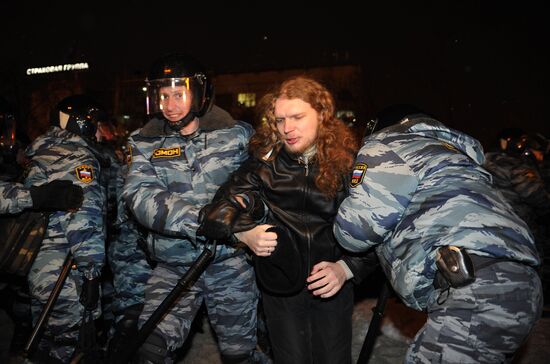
[442,143,458,152]
[152,147,181,158]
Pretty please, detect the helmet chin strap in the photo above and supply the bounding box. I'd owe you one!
[167,112,196,131]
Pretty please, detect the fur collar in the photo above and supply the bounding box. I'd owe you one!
[138,105,236,137]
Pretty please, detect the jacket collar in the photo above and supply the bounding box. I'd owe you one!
[138,105,236,138]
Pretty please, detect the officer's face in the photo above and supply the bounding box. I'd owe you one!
[159,85,192,123]
[274,97,320,155]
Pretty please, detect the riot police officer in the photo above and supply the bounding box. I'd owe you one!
[121,53,264,363]
[23,94,108,363]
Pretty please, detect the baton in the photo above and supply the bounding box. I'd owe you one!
[356,280,392,364]
[24,252,74,356]
[115,241,215,363]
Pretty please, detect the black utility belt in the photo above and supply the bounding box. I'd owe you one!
[433,246,519,289]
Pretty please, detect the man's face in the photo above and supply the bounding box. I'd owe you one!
[159,85,192,123]
[274,97,320,154]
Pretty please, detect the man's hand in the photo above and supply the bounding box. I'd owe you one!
[30,180,84,211]
[306,261,347,298]
[79,277,100,310]
[107,303,143,361]
[235,224,277,256]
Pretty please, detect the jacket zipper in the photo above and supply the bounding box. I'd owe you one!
[299,156,312,274]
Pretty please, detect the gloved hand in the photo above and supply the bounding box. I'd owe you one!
[107,304,143,362]
[198,192,265,240]
[30,180,84,211]
[79,277,100,311]
[197,198,241,241]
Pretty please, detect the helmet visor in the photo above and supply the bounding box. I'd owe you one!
[146,76,208,123]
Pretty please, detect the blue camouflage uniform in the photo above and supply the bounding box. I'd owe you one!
[108,161,151,319]
[0,180,29,362]
[334,116,543,363]
[122,106,260,359]
[24,126,106,362]
[484,150,550,304]
[0,181,33,214]
[93,143,123,336]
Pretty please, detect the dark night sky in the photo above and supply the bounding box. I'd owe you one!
[1,1,549,146]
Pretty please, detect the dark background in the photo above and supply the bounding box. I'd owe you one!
[1,1,548,147]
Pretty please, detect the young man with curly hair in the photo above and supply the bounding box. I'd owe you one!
[199,76,378,364]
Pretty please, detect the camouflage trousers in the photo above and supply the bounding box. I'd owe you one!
[139,254,260,357]
[107,236,151,320]
[406,261,543,364]
[27,243,101,363]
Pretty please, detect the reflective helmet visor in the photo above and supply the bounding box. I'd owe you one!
[146,75,209,123]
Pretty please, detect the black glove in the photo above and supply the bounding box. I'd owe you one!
[197,192,265,240]
[197,198,241,240]
[79,277,100,311]
[107,304,143,363]
[30,180,84,211]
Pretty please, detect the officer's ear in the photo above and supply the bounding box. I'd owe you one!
[59,111,70,129]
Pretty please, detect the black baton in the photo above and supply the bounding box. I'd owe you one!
[114,241,216,363]
[357,280,392,364]
[24,251,74,356]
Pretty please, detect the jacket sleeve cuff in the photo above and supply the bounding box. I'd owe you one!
[337,260,354,280]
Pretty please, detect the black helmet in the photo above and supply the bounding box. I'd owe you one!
[524,133,549,154]
[51,95,107,141]
[365,104,425,136]
[496,127,526,155]
[146,53,214,130]
[515,132,548,160]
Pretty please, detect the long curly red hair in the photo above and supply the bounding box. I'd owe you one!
[249,76,359,198]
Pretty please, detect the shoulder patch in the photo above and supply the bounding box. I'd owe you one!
[152,147,181,159]
[350,163,367,188]
[75,165,94,183]
[125,144,132,165]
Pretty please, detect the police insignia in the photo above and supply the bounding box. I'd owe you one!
[350,163,367,188]
[75,165,94,183]
[152,147,181,158]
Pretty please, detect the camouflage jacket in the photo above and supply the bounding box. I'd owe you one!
[334,116,539,311]
[0,180,33,214]
[122,106,252,266]
[24,127,106,279]
[484,151,550,229]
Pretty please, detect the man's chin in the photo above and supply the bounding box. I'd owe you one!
[167,117,183,123]
[283,143,306,155]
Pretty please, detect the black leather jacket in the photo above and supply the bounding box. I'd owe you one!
[220,147,378,285]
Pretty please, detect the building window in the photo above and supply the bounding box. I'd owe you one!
[237,93,256,108]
